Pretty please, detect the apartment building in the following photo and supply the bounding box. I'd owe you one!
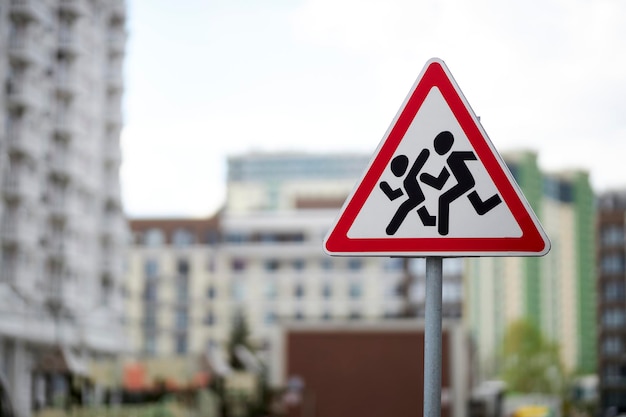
[125,152,464,358]
[465,151,596,378]
[0,1,128,415]
[125,217,221,356]
[596,191,626,413]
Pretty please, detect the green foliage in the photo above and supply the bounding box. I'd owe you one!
[227,311,253,370]
[499,319,566,395]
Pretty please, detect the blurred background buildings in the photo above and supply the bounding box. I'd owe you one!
[0,1,625,416]
[466,151,596,377]
[124,151,623,416]
[0,0,128,415]
[124,153,465,359]
[596,191,626,411]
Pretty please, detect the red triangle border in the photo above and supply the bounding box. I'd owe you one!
[324,59,550,257]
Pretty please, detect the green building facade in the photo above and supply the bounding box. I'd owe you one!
[465,151,596,379]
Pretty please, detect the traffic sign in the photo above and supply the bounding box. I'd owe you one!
[323,58,551,257]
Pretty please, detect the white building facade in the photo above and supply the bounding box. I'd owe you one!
[0,0,128,415]
[125,153,464,359]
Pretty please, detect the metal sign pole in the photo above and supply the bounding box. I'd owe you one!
[424,256,443,417]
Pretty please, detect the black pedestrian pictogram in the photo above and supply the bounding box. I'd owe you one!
[420,131,502,236]
[379,151,436,235]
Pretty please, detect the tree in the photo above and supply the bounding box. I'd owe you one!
[227,310,253,370]
[499,319,565,394]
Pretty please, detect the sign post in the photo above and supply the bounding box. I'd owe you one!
[424,257,443,417]
[323,58,550,416]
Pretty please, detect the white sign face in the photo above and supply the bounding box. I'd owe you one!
[347,87,521,239]
[323,58,551,257]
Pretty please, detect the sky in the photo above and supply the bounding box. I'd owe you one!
[121,0,626,218]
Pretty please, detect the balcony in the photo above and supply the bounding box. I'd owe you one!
[45,233,78,260]
[48,192,81,220]
[109,0,126,21]
[55,69,79,98]
[59,0,88,17]
[101,215,128,243]
[49,152,77,180]
[3,170,39,202]
[103,138,122,165]
[58,29,82,57]
[0,252,41,288]
[10,0,47,22]
[102,176,122,203]
[6,120,41,158]
[8,32,41,64]
[6,77,40,109]
[106,68,124,92]
[107,30,127,55]
[106,106,123,129]
[53,112,79,139]
[1,211,40,249]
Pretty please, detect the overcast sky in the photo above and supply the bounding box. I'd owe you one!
[120,0,626,218]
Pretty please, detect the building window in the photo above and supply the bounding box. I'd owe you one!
[321,258,333,270]
[443,258,463,275]
[442,281,462,302]
[204,311,215,326]
[384,281,399,299]
[175,307,188,329]
[602,336,623,355]
[265,311,276,325]
[321,282,332,299]
[207,285,216,299]
[232,280,246,301]
[601,225,625,247]
[172,228,194,247]
[100,276,112,305]
[383,258,403,271]
[259,233,276,243]
[348,281,362,299]
[231,258,246,272]
[144,258,158,278]
[348,310,362,320]
[602,364,624,384]
[205,231,219,245]
[264,259,280,271]
[225,233,246,244]
[175,333,187,355]
[347,258,362,271]
[177,258,190,276]
[292,259,305,271]
[206,254,216,272]
[603,308,626,328]
[143,281,158,302]
[143,305,158,328]
[176,276,188,303]
[265,282,278,300]
[144,333,157,356]
[294,283,305,299]
[603,281,626,302]
[143,228,165,246]
[601,254,626,274]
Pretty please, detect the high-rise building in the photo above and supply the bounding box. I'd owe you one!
[596,191,626,413]
[465,151,596,379]
[0,0,128,414]
[226,152,372,213]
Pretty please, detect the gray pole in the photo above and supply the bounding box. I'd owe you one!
[424,256,443,417]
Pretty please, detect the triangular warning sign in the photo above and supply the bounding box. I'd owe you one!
[324,58,550,257]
